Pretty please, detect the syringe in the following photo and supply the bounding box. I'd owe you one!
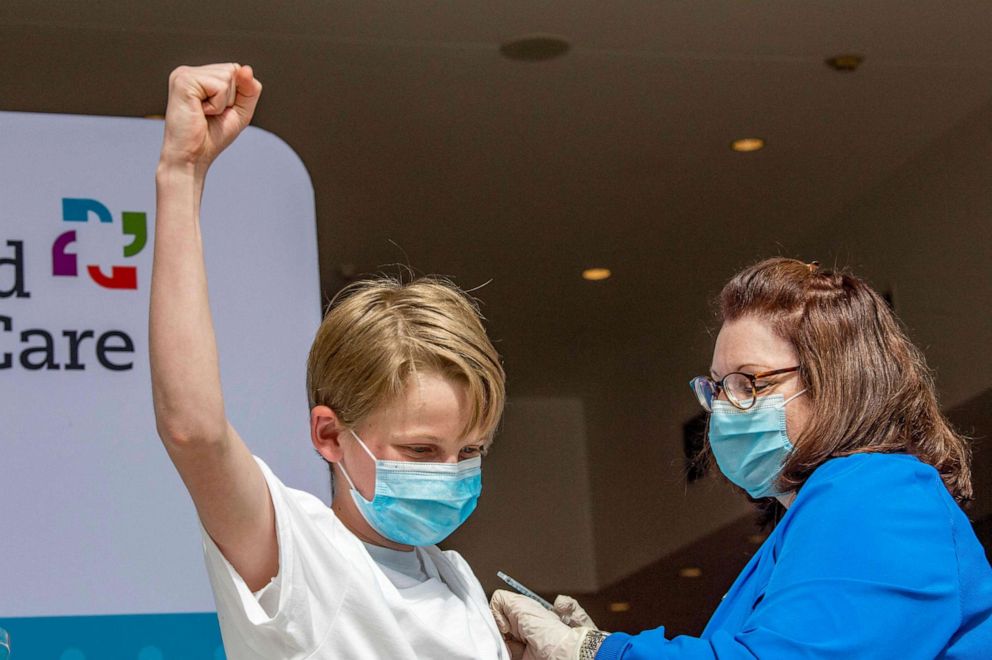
[497,571,554,610]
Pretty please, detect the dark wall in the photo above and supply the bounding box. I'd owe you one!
[946,387,992,558]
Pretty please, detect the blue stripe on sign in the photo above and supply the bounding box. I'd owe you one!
[0,612,225,660]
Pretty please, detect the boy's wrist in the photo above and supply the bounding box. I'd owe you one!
[156,159,203,186]
[156,160,206,206]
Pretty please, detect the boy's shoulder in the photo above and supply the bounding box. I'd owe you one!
[252,455,358,550]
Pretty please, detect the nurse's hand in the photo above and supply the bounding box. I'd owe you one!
[553,594,598,629]
[490,590,590,660]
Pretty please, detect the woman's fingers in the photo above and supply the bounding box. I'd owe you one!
[491,590,587,660]
[553,594,597,629]
[490,589,522,637]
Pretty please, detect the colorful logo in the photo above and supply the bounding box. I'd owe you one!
[52,198,147,289]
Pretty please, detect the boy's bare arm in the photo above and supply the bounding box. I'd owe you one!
[150,63,277,591]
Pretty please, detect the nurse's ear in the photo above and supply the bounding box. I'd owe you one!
[311,405,348,463]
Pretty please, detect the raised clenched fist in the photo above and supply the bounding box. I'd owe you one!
[159,63,262,172]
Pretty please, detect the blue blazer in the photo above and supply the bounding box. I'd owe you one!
[597,453,992,658]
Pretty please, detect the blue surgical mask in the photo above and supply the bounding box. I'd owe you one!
[708,391,805,499]
[337,430,482,546]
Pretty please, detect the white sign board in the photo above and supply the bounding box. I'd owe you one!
[0,111,324,658]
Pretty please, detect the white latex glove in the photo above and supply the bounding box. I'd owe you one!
[491,590,591,660]
[552,594,598,629]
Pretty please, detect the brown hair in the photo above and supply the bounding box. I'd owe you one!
[307,275,505,442]
[717,257,972,503]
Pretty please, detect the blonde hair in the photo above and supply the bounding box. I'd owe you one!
[306,275,505,441]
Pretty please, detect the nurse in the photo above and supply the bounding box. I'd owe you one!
[490,258,992,658]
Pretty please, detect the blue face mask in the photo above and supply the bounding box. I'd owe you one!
[338,430,482,547]
[708,391,805,499]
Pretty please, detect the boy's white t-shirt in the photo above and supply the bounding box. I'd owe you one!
[201,457,508,660]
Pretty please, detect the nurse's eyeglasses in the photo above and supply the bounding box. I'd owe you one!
[690,366,800,412]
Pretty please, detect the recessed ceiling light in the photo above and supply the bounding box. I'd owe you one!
[825,54,864,72]
[679,567,703,578]
[608,602,631,613]
[500,34,571,62]
[582,268,611,281]
[731,138,765,153]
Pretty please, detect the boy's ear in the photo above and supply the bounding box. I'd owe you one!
[311,405,346,463]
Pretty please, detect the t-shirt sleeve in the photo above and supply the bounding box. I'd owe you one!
[252,574,281,619]
[597,456,964,660]
[200,456,349,658]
